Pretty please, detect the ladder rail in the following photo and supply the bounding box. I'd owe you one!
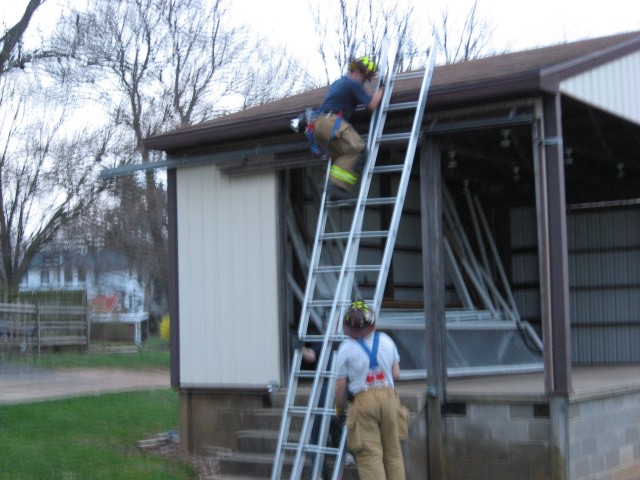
[296,168,333,339]
[308,354,341,479]
[367,37,391,153]
[372,40,438,312]
[278,168,334,479]
[271,349,303,480]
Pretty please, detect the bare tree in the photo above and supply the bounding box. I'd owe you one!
[0,0,47,75]
[0,0,112,297]
[50,0,305,310]
[432,0,495,64]
[0,74,107,296]
[305,0,496,79]
[308,0,418,84]
[160,0,243,125]
[233,45,313,110]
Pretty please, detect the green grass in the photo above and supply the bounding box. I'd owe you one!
[0,389,195,479]
[8,336,170,371]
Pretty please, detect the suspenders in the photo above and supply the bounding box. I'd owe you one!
[356,333,388,388]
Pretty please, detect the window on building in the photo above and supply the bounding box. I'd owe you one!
[41,268,49,284]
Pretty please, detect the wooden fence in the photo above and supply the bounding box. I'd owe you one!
[0,302,89,353]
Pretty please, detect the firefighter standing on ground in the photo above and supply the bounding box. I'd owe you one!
[335,301,408,480]
[312,57,385,198]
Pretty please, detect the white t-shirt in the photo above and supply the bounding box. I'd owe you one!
[336,331,400,395]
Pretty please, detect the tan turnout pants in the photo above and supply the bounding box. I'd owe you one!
[313,113,365,191]
[346,387,406,480]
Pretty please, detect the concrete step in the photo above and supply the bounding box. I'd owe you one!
[253,408,304,431]
[236,429,282,454]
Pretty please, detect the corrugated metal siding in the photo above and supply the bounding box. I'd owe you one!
[510,207,540,320]
[560,50,640,126]
[177,165,280,386]
[568,209,640,363]
[511,207,640,364]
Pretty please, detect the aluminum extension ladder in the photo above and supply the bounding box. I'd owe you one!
[271,36,438,480]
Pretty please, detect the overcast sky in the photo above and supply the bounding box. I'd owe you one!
[228,0,640,56]
[4,0,640,58]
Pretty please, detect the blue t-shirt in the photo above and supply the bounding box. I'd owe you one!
[315,76,372,121]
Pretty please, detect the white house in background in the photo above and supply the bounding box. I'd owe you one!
[19,247,146,314]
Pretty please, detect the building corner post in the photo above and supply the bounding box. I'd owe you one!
[535,93,572,480]
[421,138,448,479]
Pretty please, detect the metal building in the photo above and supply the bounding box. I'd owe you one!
[110,31,640,479]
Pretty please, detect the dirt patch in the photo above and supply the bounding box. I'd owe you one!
[0,364,169,405]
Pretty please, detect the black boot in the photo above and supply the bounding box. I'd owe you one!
[327,183,351,201]
[355,148,368,175]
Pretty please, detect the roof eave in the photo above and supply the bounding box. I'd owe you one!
[144,74,544,153]
[540,34,640,92]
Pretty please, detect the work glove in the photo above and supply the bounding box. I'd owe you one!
[289,337,304,351]
[335,406,346,424]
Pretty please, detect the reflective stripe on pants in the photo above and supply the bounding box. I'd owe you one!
[313,114,365,190]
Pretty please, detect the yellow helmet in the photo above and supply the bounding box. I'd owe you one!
[343,300,376,338]
[349,56,378,80]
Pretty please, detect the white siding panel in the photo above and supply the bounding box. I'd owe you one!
[560,51,640,126]
[177,165,280,387]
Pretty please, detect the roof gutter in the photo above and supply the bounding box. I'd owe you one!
[101,109,535,178]
[100,141,309,178]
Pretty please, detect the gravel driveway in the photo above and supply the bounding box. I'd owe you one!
[0,363,170,405]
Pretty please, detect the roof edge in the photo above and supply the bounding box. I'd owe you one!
[540,33,640,92]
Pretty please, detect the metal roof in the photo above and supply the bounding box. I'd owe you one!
[144,30,640,154]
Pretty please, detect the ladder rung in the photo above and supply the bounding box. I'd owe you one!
[281,442,342,455]
[319,232,349,241]
[302,445,343,455]
[379,132,412,143]
[313,266,340,274]
[372,164,404,174]
[359,230,389,238]
[307,299,352,308]
[288,406,337,416]
[296,370,336,379]
[326,198,357,207]
[321,230,389,241]
[364,196,397,206]
[300,334,347,342]
[348,264,383,272]
[281,442,300,452]
[314,264,381,274]
[386,101,419,112]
